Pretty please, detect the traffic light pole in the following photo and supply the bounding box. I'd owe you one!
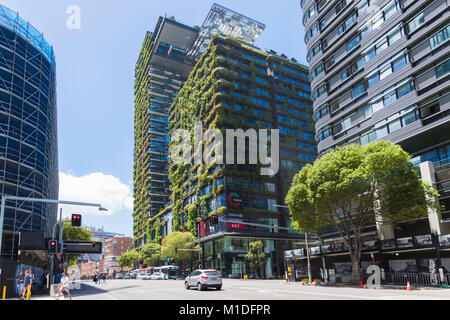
[0,195,107,289]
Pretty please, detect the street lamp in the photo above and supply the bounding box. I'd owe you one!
[273,204,312,284]
[0,195,108,285]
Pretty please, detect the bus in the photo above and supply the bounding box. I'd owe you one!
[154,266,180,280]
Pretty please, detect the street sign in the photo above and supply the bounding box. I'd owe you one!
[63,240,102,254]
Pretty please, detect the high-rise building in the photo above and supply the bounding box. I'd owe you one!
[78,227,125,262]
[156,34,315,277]
[298,0,450,279]
[0,5,58,260]
[133,18,200,247]
[133,4,266,248]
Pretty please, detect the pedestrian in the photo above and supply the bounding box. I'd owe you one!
[56,272,72,300]
[16,269,25,298]
[102,274,106,284]
[92,273,97,284]
[20,270,32,300]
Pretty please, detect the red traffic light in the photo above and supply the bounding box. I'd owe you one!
[71,214,82,227]
[210,215,219,226]
[92,241,96,247]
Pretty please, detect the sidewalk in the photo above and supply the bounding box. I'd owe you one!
[282,281,450,291]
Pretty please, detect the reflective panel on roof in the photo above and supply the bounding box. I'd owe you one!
[187,3,265,61]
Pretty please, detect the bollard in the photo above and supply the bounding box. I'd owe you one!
[2,286,6,300]
[26,285,31,300]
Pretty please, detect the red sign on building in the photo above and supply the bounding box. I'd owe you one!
[227,223,245,229]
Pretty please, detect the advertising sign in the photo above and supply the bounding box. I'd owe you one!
[227,192,242,210]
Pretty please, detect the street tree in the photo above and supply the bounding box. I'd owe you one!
[140,242,163,267]
[161,232,197,268]
[245,240,267,279]
[56,219,92,266]
[286,141,438,283]
[118,249,140,270]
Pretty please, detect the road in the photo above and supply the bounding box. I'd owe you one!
[35,279,450,300]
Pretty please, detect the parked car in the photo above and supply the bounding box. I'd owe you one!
[130,273,137,279]
[115,273,123,279]
[141,274,150,280]
[150,272,166,280]
[185,269,222,291]
[124,274,130,279]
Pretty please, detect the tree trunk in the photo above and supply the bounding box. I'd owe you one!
[351,259,362,284]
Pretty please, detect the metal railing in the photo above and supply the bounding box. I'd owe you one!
[333,272,450,286]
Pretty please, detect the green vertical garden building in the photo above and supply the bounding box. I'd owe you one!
[150,34,317,277]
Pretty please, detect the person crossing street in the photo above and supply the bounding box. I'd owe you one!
[56,272,72,300]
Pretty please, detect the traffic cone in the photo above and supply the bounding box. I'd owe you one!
[406,281,412,291]
[360,280,364,289]
[313,280,317,287]
[300,280,305,286]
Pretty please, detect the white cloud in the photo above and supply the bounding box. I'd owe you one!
[58,171,134,218]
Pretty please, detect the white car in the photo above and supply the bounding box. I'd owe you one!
[150,272,167,280]
[140,274,150,280]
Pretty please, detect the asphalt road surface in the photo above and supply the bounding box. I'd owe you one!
[35,279,450,300]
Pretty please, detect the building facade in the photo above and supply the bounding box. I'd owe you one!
[133,18,200,247]
[133,4,267,248]
[0,5,58,260]
[155,34,315,278]
[78,227,124,262]
[298,0,450,280]
[104,236,133,274]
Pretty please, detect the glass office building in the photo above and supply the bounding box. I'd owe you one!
[299,0,450,279]
[0,5,58,260]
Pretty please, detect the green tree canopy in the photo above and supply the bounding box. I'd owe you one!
[118,249,140,270]
[286,141,438,282]
[245,240,267,279]
[161,232,197,266]
[140,242,163,267]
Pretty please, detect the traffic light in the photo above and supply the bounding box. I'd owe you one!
[71,214,82,227]
[92,241,97,247]
[139,258,144,268]
[48,240,57,253]
[210,215,219,226]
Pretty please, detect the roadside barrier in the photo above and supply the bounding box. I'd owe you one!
[2,286,5,300]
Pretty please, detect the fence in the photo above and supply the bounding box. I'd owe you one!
[332,272,450,287]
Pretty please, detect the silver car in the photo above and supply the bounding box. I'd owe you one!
[185,269,222,291]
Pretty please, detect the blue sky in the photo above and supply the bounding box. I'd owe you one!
[2,0,307,236]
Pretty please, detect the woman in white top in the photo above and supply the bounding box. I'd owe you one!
[56,272,72,300]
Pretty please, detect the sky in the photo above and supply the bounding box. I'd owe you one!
[1,0,307,237]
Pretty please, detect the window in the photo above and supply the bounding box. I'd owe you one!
[392,55,407,72]
[379,64,392,80]
[407,13,424,34]
[383,90,396,106]
[430,26,449,49]
[352,83,365,98]
[388,28,402,45]
[358,0,369,15]
[368,73,380,87]
[435,59,450,79]
[388,118,401,133]
[347,35,361,52]
[396,82,412,98]
[383,1,397,20]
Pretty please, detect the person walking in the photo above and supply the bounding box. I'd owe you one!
[20,270,32,300]
[93,273,98,284]
[16,269,25,299]
[56,272,72,300]
[102,274,106,284]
